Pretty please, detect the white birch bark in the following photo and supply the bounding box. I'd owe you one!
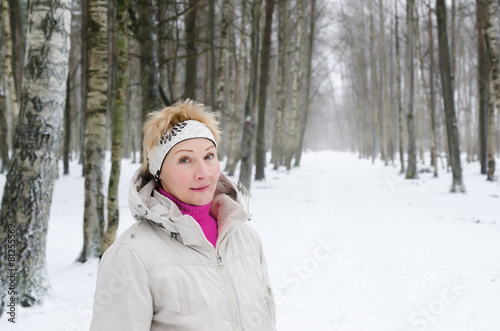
[286,0,305,170]
[0,0,71,312]
[1,0,19,127]
[79,0,108,262]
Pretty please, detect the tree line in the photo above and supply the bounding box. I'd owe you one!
[0,0,499,317]
[0,0,320,315]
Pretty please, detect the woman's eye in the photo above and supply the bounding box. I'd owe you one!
[205,153,215,160]
[179,157,189,164]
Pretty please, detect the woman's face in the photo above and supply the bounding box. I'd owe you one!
[159,138,220,206]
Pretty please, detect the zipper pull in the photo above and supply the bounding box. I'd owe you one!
[217,254,225,268]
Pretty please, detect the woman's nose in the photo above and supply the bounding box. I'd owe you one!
[195,160,210,179]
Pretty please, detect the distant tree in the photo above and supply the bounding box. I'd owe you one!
[239,0,262,189]
[406,0,418,179]
[436,0,465,192]
[482,0,499,181]
[0,0,72,313]
[476,0,490,175]
[272,0,291,169]
[78,0,108,262]
[428,1,438,177]
[395,0,405,174]
[255,0,275,180]
[286,0,306,170]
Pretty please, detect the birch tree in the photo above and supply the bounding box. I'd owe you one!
[1,0,19,128]
[286,0,306,170]
[272,0,291,169]
[102,0,128,254]
[483,0,499,180]
[436,0,465,192]
[79,0,108,262]
[0,0,71,312]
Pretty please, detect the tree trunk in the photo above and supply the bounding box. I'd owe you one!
[428,1,438,177]
[255,0,275,180]
[484,0,500,180]
[286,0,305,170]
[272,0,290,170]
[208,0,216,109]
[225,0,245,176]
[0,0,71,313]
[0,74,9,173]
[436,0,465,192]
[80,0,89,175]
[136,0,161,127]
[395,0,405,173]
[215,0,230,149]
[1,0,19,128]
[295,0,316,167]
[184,0,198,99]
[238,0,262,190]
[78,0,108,262]
[7,0,26,102]
[63,74,71,175]
[102,0,128,254]
[483,0,499,181]
[405,0,418,179]
[476,0,489,175]
[369,0,380,162]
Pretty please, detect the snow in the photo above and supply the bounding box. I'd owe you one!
[1,151,499,331]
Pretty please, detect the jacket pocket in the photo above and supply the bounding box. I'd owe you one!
[153,291,189,329]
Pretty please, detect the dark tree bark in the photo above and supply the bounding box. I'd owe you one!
[0,76,8,173]
[476,0,489,175]
[102,0,128,254]
[184,0,198,99]
[436,0,465,192]
[405,0,418,179]
[209,0,216,109]
[7,0,26,102]
[64,74,71,175]
[255,0,275,180]
[135,0,161,125]
[295,0,316,167]
[80,0,89,175]
[0,0,72,313]
[239,0,262,190]
[395,0,405,174]
[429,0,438,177]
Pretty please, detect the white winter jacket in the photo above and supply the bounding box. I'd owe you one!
[90,168,276,331]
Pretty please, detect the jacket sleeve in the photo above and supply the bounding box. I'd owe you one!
[90,243,153,331]
[259,240,277,330]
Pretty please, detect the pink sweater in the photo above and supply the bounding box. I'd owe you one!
[158,186,218,248]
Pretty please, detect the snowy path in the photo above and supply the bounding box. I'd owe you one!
[249,152,500,331]
[1,151,499,330]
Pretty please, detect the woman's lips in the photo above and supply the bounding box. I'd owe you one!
[191,185,210,192]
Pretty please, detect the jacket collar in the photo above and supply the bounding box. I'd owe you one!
[128,167,250,248]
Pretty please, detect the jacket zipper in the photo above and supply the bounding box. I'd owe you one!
[215,232,242,330]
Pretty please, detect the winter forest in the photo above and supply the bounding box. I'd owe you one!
[1,0,500,329]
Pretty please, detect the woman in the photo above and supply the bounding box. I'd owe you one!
[90,99,276,331]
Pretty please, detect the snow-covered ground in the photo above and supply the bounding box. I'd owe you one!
[1,151,499,331]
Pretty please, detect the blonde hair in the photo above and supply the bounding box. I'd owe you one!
[142,99,220,175]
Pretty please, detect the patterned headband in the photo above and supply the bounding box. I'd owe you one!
[147,120,216,181]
